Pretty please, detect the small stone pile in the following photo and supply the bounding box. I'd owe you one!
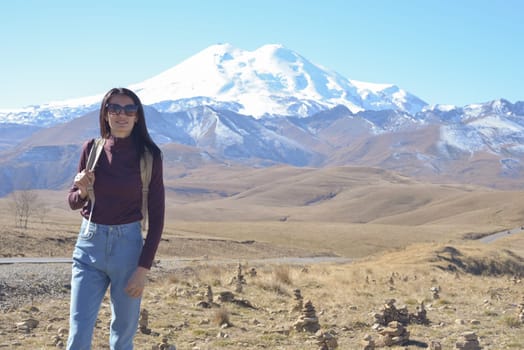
[510,274,521,284]
[248,267,257,277]
[455,331,481,350]
[138,308,151,335]
[373,299,409,326]
[292,288,304,312]
[206,285,213,304]
[361,334,375,350]
[195,285,215,308]
[217,291,235,302]
[211,289,257,309]
[50,328,68,348]
[409,301,429,325]
[430,341,442,350]
[315,330,338,350]
[431,286,440,300]
[229,263,246,293]
[293,299,320,333]
[16,318,39,333]
[152,336,176,350]
[376,321,410,347]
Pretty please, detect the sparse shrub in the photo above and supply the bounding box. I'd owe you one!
[192,329,212,336]
[213,307,230,327]
[304,280,322,289]
[501,315,522,328]
[167,273,178,284]
[355,291,374,298]
[256,280,290,296]
[273,265,292,285]
[433,298,451,306]
[208,265,224,280]
[483,310,498,317]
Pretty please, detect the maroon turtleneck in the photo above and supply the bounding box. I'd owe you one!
[68,136,165,269]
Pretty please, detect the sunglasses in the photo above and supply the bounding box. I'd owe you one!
[105,103,139,117]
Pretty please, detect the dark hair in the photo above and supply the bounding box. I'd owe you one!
[99,87,161,159]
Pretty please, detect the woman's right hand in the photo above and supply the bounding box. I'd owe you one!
[74,170,95,199]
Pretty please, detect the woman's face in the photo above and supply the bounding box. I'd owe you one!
[105,94,138,138]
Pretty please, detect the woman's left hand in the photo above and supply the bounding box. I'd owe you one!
[125,266,149,298]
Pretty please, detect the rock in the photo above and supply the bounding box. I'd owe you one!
[455,331,481,350]
[315,330,338,350]
[293,300,320,333]
[16,318,39,333]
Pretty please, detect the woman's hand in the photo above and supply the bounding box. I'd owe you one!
[125,266,149,298]
[74,170,95,199]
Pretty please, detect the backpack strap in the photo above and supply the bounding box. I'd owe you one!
[140,148,153,233]
[85,138,106,202]
[82,137,105,236]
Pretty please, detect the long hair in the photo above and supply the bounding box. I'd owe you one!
[99,87,161,159]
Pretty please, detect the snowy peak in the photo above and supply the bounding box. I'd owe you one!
[2,43,427,124]
[129,43,426,118]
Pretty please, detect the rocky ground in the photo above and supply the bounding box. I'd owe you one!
[1,248,524,349]
[0,263,71,312]
[1,221,524,349]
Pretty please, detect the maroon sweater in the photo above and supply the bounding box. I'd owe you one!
[68,136,165,269]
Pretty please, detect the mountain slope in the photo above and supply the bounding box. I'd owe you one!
[0,44,522,196]
[0,43,427,125]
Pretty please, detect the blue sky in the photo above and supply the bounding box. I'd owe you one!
[0,0,522,109]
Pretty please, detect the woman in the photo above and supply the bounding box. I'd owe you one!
[67,87,165,349]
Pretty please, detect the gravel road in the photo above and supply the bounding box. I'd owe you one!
[0,263,72,311]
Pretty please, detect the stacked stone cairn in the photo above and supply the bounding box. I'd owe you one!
[206,285,213,304]
[376,321,410,347]
[361,334,375,350]
[431,286,440,300]
[196,285,215,308]
[230,263,246,293]
[373,299,409,327]
[138,308,151,334]
[409,301,429,325]
[315,330,338,350]
[517,296,524,323]
[293,299,320,333]
[152,336,176,350]
[372,299,413,346]
[248,267,257,277]
[430,341,442,350]
[292,288,304,313]
[455,331,481,350]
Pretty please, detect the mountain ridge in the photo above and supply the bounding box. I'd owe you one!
[0,43,426,125]
[0,44,522,196]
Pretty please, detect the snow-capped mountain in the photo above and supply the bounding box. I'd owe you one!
[131,43,427,117]
[0,44,523,196]
[0,43,427,126]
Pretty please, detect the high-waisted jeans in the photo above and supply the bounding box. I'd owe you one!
[67,218,143,350]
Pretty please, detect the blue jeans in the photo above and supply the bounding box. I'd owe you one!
[67,218,143,350]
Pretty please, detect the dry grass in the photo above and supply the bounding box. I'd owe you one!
[2,249,524,349]
[1,168,524,349]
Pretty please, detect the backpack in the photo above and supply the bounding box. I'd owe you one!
[85,137,153,232]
